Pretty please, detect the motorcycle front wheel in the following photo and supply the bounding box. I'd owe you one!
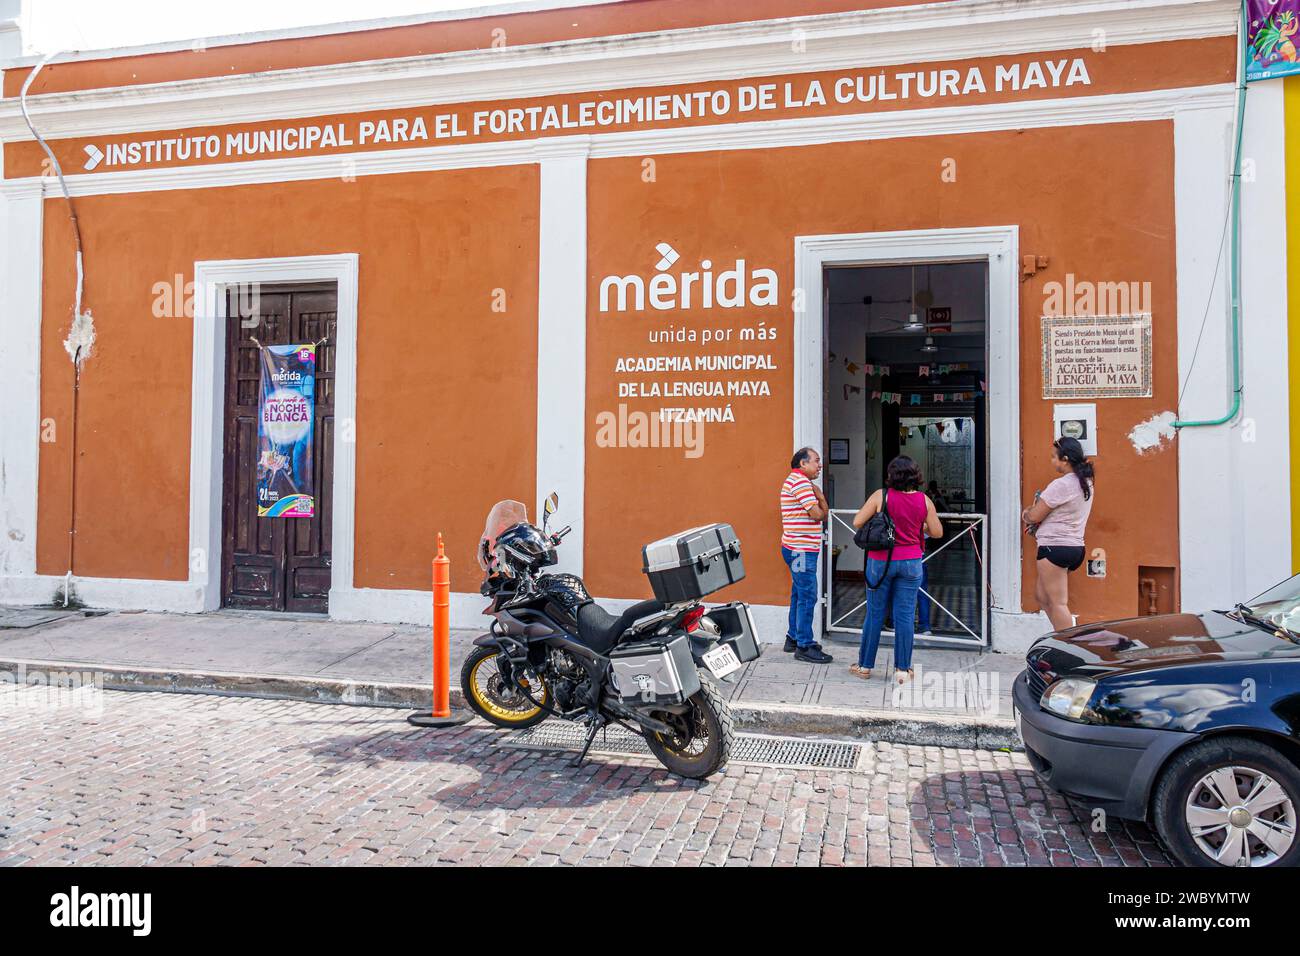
[460,646,549,729]
[644,672,734,779]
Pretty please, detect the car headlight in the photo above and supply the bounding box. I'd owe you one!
[1040,677,1097,721]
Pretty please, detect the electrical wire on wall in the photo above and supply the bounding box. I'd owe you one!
[19,51,89,606]
[1173,0,1248,429]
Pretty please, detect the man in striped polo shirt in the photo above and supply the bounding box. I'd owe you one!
[781,447,832,663]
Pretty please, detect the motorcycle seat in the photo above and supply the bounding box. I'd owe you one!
[575,599,665,654]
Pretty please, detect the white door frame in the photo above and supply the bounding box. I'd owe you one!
[793,226,1022,627]
[190,254,359,612]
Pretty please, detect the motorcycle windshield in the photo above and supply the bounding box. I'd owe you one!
[479,499,529,570]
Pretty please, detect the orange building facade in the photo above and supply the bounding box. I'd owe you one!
[0,0,1290,652]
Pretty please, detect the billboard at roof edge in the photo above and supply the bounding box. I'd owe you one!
[1247,1,1300,80]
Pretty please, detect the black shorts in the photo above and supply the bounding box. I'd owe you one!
[1037,545,1084,572]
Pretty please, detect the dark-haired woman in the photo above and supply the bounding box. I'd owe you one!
[1022,437,1095,631]
[850,456,944,684]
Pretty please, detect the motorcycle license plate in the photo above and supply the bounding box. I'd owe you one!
[702,644,742,680]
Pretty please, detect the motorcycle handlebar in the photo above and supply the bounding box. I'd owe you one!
[550,525,572,545]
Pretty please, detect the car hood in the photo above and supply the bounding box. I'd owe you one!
[1025,611,1300,682]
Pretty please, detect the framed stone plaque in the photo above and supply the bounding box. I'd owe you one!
[1041,314,1152,399]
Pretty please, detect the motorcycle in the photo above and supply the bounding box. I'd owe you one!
[460,493,761,779]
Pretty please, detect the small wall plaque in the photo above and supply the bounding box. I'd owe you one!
[1041,314,1152,399]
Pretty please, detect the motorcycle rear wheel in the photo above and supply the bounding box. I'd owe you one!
[644,672,733,779]
[461,646,549,729]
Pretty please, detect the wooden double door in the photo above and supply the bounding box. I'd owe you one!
[221,284,337,613]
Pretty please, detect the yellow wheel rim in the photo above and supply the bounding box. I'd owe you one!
[469,654,546,723]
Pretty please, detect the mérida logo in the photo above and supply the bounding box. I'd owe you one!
[49,886,151,937]
[598,242,778,313]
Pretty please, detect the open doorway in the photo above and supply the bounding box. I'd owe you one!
[823,261,989,646]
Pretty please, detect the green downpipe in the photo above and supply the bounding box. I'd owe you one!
[1174,0,1247,429]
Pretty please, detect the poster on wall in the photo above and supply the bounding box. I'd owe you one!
[1041,314,1152,399]
[1247,1,1300,81]
[926,307,953,333]
[257,343,316,518]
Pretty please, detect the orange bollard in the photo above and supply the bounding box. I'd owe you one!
[431,533,451,717]
[407,532,470,728]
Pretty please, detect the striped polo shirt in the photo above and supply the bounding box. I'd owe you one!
[780,470,822,552]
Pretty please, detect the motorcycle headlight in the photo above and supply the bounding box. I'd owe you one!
[1040,677,1097,721]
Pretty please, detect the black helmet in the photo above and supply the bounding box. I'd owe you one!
[494,522,557,571]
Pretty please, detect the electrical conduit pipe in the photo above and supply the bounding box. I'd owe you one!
[1174,0,1248,429]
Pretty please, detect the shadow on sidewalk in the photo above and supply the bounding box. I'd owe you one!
[906,769,1168,867]
[299,718,707,810]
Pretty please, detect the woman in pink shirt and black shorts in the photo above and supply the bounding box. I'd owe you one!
[1022,437,1096,632]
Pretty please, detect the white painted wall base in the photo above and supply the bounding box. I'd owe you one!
[0,574,205,613]
[330,589,786,642]
[0,569,1047,662]
[328,587,489,629]
[990,610,1054,655]
[0,572,796,646]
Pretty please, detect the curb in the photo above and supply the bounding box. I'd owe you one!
[0,657,1021,751]
[730,701,1019,751]
[0,657,442,710]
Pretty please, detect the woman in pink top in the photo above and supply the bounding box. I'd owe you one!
[850,456,944,684]
[1022,437,1096,631]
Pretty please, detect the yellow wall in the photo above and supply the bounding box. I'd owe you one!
[1289,76,1300,573]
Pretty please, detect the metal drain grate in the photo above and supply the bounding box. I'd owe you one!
[734,734,861,771]
[497,720,864,772]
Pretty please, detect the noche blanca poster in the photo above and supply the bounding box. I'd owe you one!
[257,344,316,518]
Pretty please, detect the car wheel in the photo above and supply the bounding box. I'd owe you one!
[1152,736,1300,868]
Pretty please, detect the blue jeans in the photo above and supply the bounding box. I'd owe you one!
[859,558,923,671]
[916,561,932,634]
[781,547,819,648]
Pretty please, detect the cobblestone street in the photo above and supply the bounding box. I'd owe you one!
[0,686,1169,867]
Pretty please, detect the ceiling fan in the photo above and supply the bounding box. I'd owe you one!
[903,267,925,331]
[830,265,986,333]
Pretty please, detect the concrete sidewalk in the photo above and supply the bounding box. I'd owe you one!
[0,607,1022,749]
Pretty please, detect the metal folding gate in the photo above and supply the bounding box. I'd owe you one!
[824,508,988,648]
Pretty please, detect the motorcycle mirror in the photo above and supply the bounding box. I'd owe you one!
[545,492,559,515]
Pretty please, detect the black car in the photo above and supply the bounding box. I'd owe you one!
[1014,574,1300,868]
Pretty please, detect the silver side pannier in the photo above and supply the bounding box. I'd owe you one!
[609,634,700,706]
[705,601,762,665]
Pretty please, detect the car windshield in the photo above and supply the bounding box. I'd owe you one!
[1241,573,1300,639]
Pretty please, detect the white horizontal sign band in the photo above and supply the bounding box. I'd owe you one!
[0,84,1234,199]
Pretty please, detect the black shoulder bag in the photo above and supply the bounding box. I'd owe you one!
[853,488,896,589]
